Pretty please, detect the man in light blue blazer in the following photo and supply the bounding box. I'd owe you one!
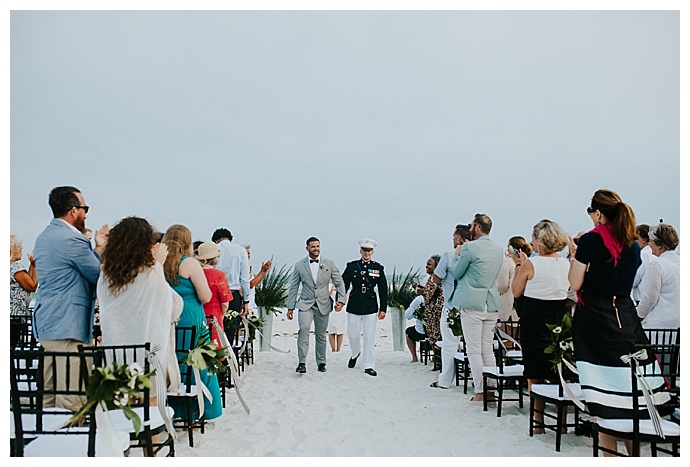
[286,237,346,374]
[448,213,503,402]
[33,186,108,410]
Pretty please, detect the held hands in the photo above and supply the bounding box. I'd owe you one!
[261,260,273,273]
[152,242,168,264]
[241,302,249,317]
[377,311,386,320]
[454,243,464,256]
[287,309,294,320]
[95,224,109,247]
[566,235,577,259]
[334,301,345,312]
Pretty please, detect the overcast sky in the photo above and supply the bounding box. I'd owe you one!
[7,6,682,277]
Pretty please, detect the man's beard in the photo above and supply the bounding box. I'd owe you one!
[75,218,86,233]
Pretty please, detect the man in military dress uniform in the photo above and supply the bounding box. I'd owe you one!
[341,239,388,376]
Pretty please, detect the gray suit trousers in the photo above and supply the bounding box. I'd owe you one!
[298,304,330,365]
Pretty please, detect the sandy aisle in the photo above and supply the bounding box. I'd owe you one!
[172,309,593,457]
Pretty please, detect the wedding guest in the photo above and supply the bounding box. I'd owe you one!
[430,224,471,389]
[567,188,664,456]
[511,220,570,432]
[448,214,503,402]
[10,235,38,348]
[497,236,533,321]
[97,217,183,395]
[243,244,273,313]
[631,224,652,305]
[33,186,108,410]
[412,255,443,369]
[196,241,233,346]
[635,223,680,329]
[163,224,223,421]
[404,294,426,363]
[327,283,347,352]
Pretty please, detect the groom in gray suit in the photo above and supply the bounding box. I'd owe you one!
[287,237,346,374]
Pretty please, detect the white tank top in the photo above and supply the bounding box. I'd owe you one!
[524,255,570,300]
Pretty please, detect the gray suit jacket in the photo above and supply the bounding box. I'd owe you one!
[286,257,346,316]
[33,218,101,343]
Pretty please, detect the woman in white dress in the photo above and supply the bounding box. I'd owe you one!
[97,217,184,396]
[327,283,346,352]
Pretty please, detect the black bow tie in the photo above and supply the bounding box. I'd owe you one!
[310,259,319,263]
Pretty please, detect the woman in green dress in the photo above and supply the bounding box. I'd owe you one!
[163,224,223,421]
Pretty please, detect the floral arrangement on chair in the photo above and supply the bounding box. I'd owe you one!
[544,312,576,379]
[447,308,463,337]
[223,309,242,331]
[245,314,265,344]
[184,336,230,376]
[66,362,155,435]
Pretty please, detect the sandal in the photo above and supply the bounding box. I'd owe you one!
[430,382,447,389]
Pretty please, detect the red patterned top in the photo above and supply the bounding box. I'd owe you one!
[202,267,233,345]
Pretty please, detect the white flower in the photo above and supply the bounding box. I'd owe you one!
[113,391,129,408]
[448,319,455,326]
[553,326,562,334]
[569,342,575,351]
[559,340,570,350]
[128,362,144,376]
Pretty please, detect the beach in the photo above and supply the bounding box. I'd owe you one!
[173,309,593,457]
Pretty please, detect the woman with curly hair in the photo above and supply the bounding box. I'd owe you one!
[162,224,222,422]
[97,216,183,395]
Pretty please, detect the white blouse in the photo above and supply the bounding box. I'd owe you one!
[524,256,570,301]
[636,250,680,329]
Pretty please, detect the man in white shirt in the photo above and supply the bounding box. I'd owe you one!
[430,223,471,389]
[212,228,251,316]
[631,224,653,304]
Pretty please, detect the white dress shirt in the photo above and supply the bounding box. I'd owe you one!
[309,256,320,283]
[632,245,653,302]
[215,239,250,302]
[636,250,680,329]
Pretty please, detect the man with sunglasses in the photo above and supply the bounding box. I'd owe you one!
[33,186,109,411]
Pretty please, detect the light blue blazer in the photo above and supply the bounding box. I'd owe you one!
[448,236,504,312]
[33,219,101,343]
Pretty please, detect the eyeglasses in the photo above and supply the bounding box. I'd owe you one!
[74,205,90,214]
[586,207,595,215]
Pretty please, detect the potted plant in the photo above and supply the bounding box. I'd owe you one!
[254,263,291,351]
[387,267,421,351]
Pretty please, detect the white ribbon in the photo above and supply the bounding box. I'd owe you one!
[211,318,251,414]
[146,348,176,440]
[253,326,290,353]
[191,366,213,419]
[95,401,124,457]
[495,326,522,350]
[620,349,665,438]
[556,361,586,411]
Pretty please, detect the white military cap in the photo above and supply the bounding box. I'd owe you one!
[358,239,378,250]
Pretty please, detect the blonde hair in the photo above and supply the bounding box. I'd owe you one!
[162,224,193,285]
[10,235,22,261]
[532,219,568,255]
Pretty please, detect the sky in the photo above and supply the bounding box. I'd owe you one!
[4,1,684,279]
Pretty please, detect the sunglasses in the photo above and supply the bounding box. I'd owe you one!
[586,206,595,215]
[75,205,90,214]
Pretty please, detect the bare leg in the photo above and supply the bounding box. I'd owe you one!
[406,334,418,363]
[328,333,336,352]
[528,379,546,434]
[600,432,620,457]
[335,334,344,352]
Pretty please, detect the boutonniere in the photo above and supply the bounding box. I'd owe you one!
[319,263,325,270]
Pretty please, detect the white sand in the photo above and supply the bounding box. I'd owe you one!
[173,309,594,457]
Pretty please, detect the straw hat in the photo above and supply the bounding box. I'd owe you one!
[196,241,222,261]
